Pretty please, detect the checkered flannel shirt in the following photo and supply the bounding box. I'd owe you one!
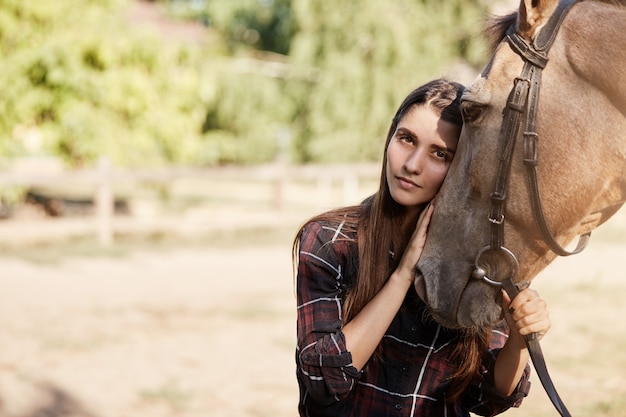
[295,220,531,417]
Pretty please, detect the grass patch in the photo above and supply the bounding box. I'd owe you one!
[0,225,295,264]
[584,395,626,417]
[0,235,131,264]
[139,380,193,412]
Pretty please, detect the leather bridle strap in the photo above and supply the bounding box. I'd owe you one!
[502,277,572,417]
[493,1,580,416]
[507,0,590,256]
[488,57,534,251]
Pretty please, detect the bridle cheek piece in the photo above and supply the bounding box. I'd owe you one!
[471,1,582,416]
[472,1,589,291]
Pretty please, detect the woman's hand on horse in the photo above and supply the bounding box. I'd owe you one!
[392,204,434,286]
[502,288,551,342]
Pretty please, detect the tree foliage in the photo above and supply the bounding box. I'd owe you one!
[287,0,487,162]
[0,0,491,168]
[0,0,211,167]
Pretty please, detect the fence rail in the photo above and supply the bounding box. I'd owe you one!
[1,158,380,246]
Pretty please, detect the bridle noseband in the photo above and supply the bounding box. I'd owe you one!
[471,1,582,416]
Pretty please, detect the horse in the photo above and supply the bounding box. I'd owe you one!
[415,0,626,330]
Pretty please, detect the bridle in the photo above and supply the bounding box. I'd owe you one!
[470,1,583,416]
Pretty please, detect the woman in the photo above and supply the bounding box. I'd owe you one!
[293,79,551,416]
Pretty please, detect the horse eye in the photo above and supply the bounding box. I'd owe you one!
[461,101,484,123]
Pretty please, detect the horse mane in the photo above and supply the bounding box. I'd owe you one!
[484,13,516,53]
[484,0,626,53]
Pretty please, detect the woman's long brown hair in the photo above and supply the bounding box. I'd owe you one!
[293,78,488,403]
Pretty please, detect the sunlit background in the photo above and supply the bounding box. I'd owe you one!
[0,1,624,416]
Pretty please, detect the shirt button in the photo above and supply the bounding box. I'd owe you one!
[395,403,403,410]
[402,365,409,372]
[411,325,418,332]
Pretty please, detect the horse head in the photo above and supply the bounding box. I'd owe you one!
[416,0,626,330]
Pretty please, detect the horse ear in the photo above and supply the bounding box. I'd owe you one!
[518,0,559,39]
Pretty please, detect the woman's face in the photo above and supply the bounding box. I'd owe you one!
[385,105,460,215]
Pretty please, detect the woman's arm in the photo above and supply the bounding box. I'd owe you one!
[494,288,551,396]
[342,204,433,370]
[296,222,361,403]
[296,206,433,402]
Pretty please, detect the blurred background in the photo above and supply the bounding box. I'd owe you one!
[0,0,624,416]
[0,0,496,243]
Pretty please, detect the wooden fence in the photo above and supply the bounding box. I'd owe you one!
[0,158,379,246]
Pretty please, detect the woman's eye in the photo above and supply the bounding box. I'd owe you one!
[461,101,484,123]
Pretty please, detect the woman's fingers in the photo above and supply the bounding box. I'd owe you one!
[502,288,551,341]
[412,204,434,244]
[395,204,434,278]
[516,313,551,339]
[407,204,434,256]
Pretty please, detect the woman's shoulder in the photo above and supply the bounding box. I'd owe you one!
[296,209,362,286]
[300,218,357,247]
[298,209,359,257]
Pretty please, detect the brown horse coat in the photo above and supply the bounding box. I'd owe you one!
[416,0,626,329]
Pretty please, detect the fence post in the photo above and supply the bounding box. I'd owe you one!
[95,157,114,246]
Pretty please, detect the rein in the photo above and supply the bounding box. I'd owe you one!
[471,1,582,416]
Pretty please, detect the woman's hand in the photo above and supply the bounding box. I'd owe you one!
[392,204,434,285]
[344,203,435,369]
[502,288,551,343]
[495,288,551,395]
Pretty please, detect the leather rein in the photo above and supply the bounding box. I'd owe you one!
[471,1,584,416]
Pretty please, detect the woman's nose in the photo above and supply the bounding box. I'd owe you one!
[403,149,424,174]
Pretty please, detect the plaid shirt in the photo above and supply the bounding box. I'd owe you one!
[296,221,531,417]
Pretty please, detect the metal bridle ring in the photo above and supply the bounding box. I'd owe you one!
[472,246,520,287]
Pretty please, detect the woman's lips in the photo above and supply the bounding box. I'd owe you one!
[398,176,419,190]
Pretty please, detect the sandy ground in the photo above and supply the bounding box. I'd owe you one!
[0,211,625,417]
[0,240,298,417]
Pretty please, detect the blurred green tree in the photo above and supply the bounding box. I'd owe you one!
[0,0,210,167]
[0,0,490,168]
[168,0,297,54]
[287,0,488,162]
[195,0,489,163]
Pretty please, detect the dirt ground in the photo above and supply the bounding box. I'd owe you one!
[0,211,625,417]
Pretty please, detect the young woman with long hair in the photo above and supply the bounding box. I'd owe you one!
[293,79,550,416]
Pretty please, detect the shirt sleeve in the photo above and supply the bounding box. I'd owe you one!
[295,222,362,404]
[461,321,532,416]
